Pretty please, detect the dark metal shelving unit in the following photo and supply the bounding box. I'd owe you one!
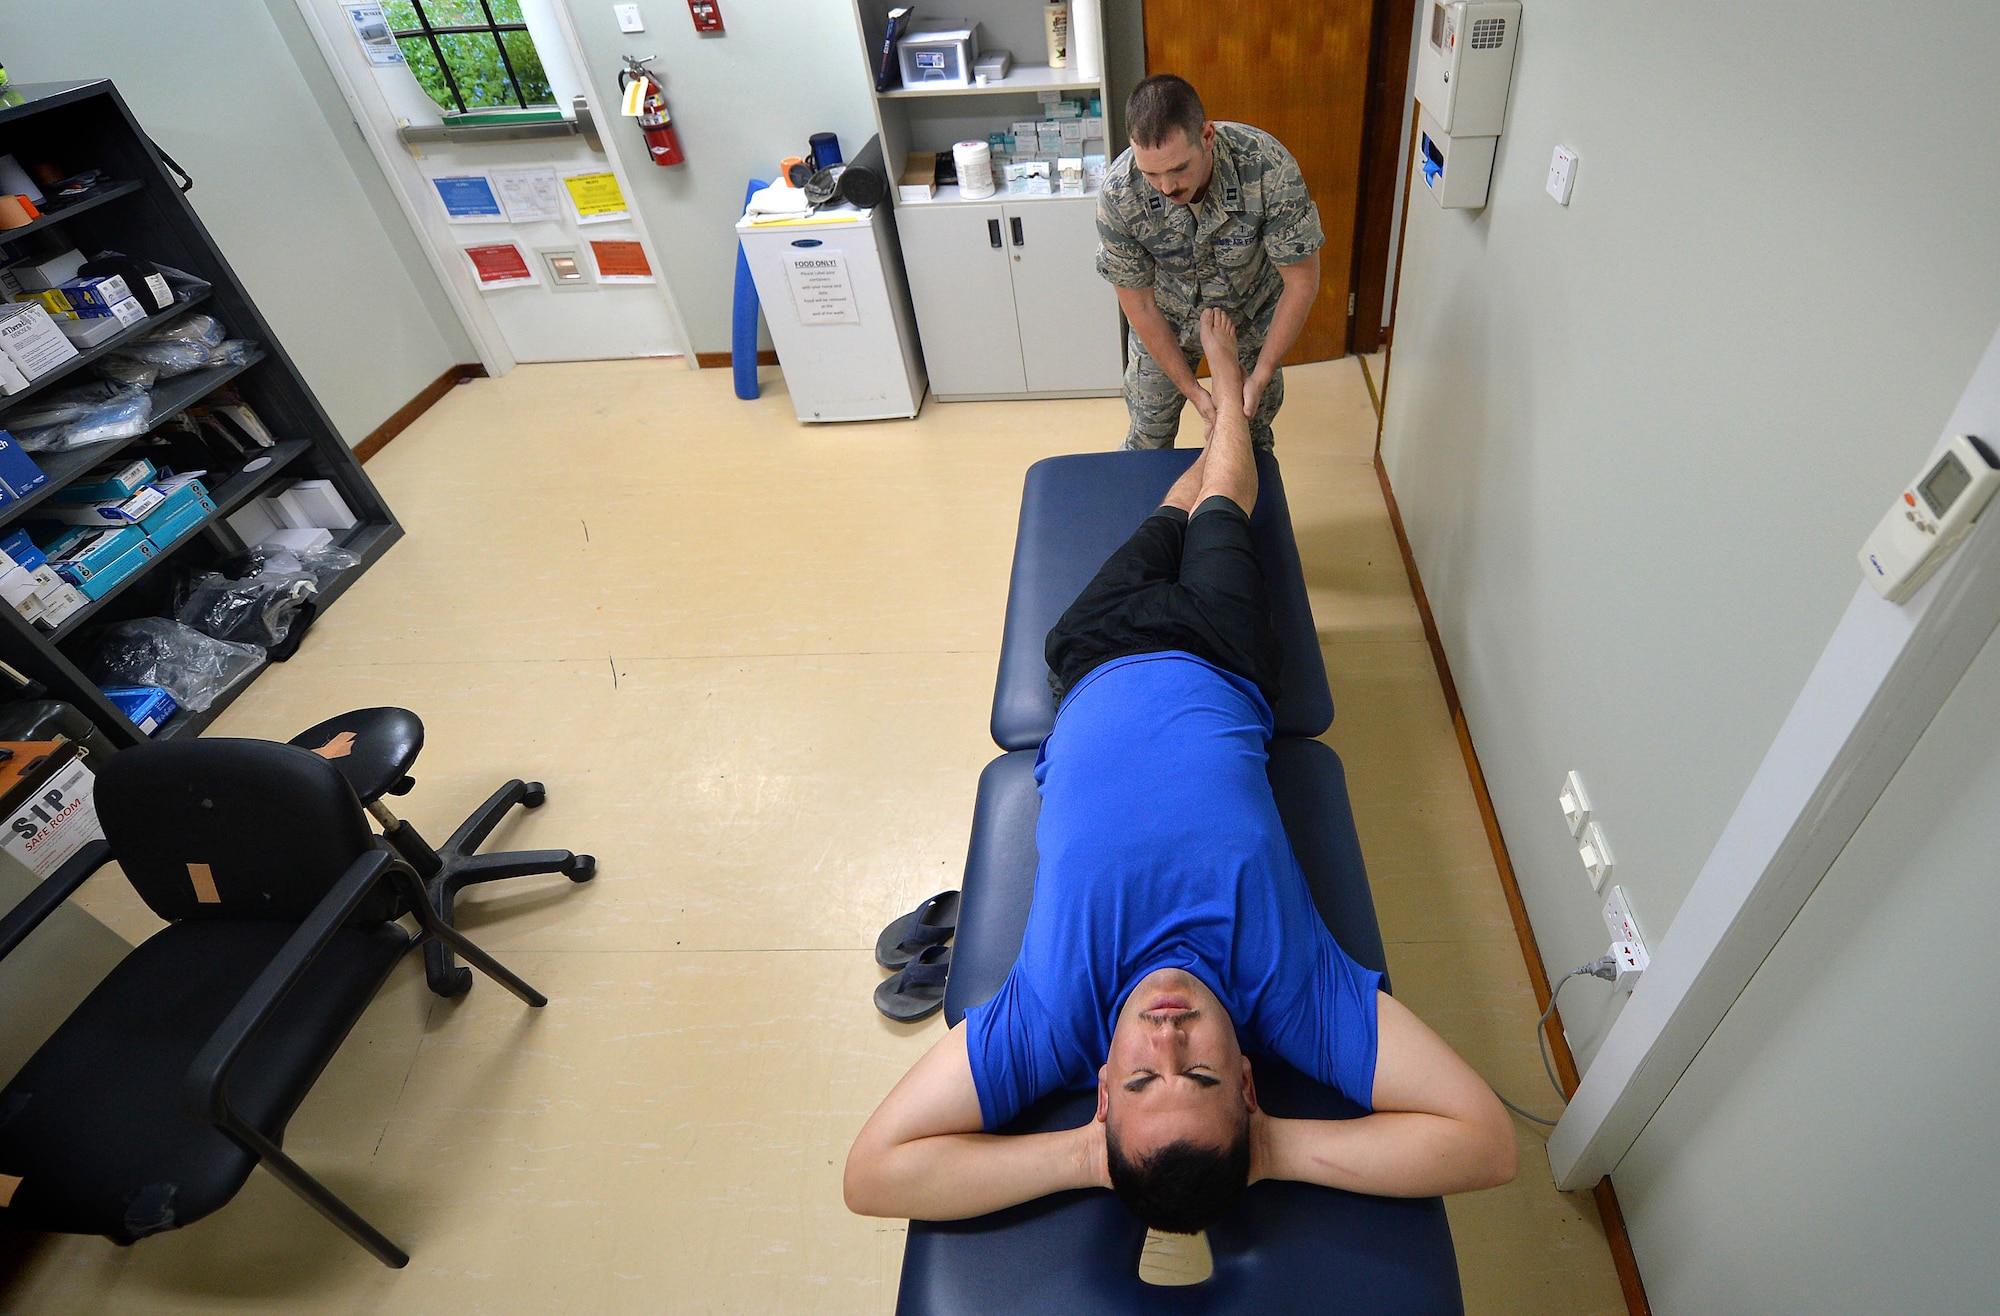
[0,80,404,749]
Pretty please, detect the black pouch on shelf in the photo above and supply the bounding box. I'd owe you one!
[0,662,120,761]
[78,251,175,314]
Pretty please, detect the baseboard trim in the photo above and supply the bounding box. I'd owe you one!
[354,363,486,464]
[1373,451,1653,1316]
[694,350,778,368]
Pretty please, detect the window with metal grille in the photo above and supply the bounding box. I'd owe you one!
[1469,17,1507,49]
[383,1,556,116]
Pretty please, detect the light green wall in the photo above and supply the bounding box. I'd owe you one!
[1615,617,2000,1311]
[1380,2,2000,1072]
[4,0,474,443]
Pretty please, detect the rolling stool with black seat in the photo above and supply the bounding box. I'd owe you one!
[289,707,596,998]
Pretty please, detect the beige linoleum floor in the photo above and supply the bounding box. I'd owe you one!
[0,355,1628,1313]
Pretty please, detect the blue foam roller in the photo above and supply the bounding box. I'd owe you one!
[732,178,766,401]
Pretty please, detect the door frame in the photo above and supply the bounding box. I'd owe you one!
[286,0,695,375]
[1347,0,1420,355]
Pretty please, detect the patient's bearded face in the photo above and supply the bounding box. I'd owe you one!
[1099,967,1254,1156]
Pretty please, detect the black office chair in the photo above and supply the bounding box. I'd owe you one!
[0,738,544,1267]
[288,708,595,999]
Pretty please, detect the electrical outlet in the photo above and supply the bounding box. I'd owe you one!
[1601,884,1642,947]
[1578,821,1614,891]
[1610,939,1648,992]
[1558,770,1591,837]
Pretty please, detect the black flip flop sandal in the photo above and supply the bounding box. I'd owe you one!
[875,945,952,1022]
[874,889,962,970]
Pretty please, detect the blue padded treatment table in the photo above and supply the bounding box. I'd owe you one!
[896,741,1463,1315]
[989,449,1334,752]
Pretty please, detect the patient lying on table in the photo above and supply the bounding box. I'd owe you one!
[845,311,1515,1233]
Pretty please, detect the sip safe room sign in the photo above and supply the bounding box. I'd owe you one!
[1,745,103,879]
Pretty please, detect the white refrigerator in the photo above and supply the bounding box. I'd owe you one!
[736,199,927,423]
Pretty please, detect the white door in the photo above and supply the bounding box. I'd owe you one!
[895,202,1026,399]
[1004,198,1123,395]
[293,0,689,370]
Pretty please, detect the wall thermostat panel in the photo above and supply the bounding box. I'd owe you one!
[537,247,593,293]
[1859,433,2000,603]
[1415,1,1521,137]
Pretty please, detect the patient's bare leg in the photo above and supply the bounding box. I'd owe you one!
[1195,308,1258,515]
[1159,446,1209,513]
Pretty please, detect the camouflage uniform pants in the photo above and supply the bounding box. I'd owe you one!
[1121,325,1283,451]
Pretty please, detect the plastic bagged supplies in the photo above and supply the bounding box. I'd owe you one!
[176,570,318,648]
[87,618,263,712]
[101,311,243,380]
[9,380,154,452]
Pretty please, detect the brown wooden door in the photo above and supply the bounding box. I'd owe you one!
[1145,0,1375,363]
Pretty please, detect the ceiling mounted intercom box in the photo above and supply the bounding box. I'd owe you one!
[1414,1,1520,209]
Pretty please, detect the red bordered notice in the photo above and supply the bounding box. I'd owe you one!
[463,241,536,289]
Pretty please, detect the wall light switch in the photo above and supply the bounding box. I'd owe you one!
[614,4,645,33]
[1546,145,1577,205]
[1578,821,1614,891]
[1559,770,1591,837]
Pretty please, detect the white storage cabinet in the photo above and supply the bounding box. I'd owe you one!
[896,195,1121,399]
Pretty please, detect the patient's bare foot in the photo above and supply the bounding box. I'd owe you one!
[1200,308,1244,401]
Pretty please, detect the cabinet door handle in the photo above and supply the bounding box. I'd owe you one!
[988,219,1002,249]
[1010,217,1024,247]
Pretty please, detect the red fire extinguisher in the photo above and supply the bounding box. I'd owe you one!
[619,55,684,167]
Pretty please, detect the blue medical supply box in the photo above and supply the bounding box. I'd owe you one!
[140,478,216,549]
[0,431,49,504]
[102,684,178,735]
[59,458,156,503]
[46,525,155,598]
[0,528,46,570]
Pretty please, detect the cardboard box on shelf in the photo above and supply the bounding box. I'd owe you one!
[0,302,80,380]
[0,250,85,297]
[226,502,281,547]
[283,479,357,531]
[0,431,48,502]
[259,527,334,554]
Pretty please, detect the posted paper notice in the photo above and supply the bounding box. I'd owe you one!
[431,173,506,223]
[343,4,405,65]
[491,167,563,224]
[463,242,536,289]
[589,240,654,283]
[782,250,859,325]
[563,171,629,224]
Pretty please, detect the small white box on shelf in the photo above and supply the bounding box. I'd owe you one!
[259,528,335,554]
[284,479,358,531]
[227,498,283,546]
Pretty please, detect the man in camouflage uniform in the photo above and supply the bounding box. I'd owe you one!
[1096,75,1323,450]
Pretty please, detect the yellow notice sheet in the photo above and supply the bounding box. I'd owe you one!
[563,171,629,224]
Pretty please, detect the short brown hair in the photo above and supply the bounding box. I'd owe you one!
[1126,74,1206,149]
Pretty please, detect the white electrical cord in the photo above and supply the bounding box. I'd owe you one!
[1494,956,1620,1128]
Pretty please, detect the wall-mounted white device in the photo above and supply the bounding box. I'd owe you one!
[1558,769,1591,837]
[537,247,593,293]
[1413,1,1520,209]
[1858,433,2000,603]
[1579,820,1614,891]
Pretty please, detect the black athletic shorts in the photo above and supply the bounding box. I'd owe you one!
[1044,496,1283,708]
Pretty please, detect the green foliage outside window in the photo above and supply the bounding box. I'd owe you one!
[382,0,555,115]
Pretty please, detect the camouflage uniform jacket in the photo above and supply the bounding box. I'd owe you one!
[1094,121,1324,343]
